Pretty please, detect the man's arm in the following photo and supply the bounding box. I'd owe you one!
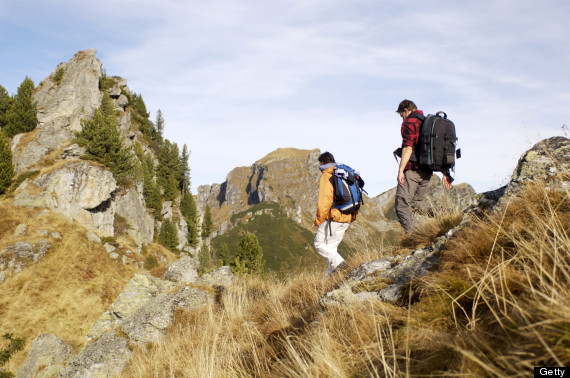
[397,146,413,187]
[314,174,334,226]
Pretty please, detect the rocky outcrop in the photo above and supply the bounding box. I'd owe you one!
[12,50,103,173]
[0,240,51,276]
[197,148,321,228]
[120,285,211,345]
[163,256,198,284]
[115,186,155,246]
[16,333,72,378]
[194,266,236,288]
[321,231,451,308]
[467,136,570,215]
[87,274,176,341]
[57,332,132,378]
[13,161,116,236]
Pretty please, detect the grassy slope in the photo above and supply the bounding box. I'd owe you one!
[0,197,178,372]
[122,181,570,377]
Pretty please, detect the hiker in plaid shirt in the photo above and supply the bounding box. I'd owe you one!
[395,99,452,232]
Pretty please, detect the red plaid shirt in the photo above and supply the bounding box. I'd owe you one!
[401,110,424,171]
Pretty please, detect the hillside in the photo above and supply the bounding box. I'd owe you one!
[197,147,476,275]
[1,48,568,376]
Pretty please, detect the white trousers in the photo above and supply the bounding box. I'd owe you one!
[314,221,349,275]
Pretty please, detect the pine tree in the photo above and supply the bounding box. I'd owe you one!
[142,154,162,219]
[217,243,231,266]
[158,219,179,251]
[0,85,13,131]
[4,77,37,137]
[0,129,13,194]
[77,93,133,181]
[201,205,213,238]
[180,144,191,195]
[180,191,199,247]
[198,243,212,274]
[156,139,179,200]
[233,232,265,275]
[155,109,164,142]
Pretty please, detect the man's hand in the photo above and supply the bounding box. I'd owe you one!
[397,170,406,187]
[442,175,452,189]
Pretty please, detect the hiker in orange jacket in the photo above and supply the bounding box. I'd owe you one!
[313,152,356,275]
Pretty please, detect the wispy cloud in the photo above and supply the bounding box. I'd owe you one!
[1,0,568,194]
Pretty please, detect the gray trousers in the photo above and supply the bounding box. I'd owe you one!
[395,168,432,232]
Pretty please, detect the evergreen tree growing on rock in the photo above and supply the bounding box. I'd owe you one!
[76,94,133,181]
[198,243,212,274]
[202,205,213,238]
[0,128,13,194]
[3,77,37,138]
[0,85,13,131]
[158,219,179,252]
[180,191,199,247]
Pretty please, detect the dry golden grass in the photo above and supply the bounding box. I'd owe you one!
[0,198,141,371]
[3,176,570,376]
[120,181,570,377]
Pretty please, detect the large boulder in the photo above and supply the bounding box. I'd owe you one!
[115,186,155,246]
[163,256,198,284]
[194,266,236,288]
[13,161,116,236]
[57,332,131,378]
[120,286,212,345]
[87,274,176,341]
[509,136,570,192]
[16,334,72,378]
[12,49,103,173]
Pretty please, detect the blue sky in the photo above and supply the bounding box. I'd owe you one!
[1,0,569,196]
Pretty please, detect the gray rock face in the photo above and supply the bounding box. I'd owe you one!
[194,266,236,288]
[13,161,116,236]
[12,50,103,173]
[16,333,72,378]
[321,231,452,308]
[87,274,176,341]
[57,332,131,378]
[510,136,570,191]
[61,144,86,160]
[115,186,154,246]
[466,137,570,217]
[0,240,51,275]
[163,256,198,284]
[120,286,212,345]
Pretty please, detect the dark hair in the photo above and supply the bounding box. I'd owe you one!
[318,152,335,164]
[396,99,417,113]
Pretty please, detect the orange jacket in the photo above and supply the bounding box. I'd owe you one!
[314,166,358,226]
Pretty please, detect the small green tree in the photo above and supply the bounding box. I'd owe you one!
[217,243,231,267]
[155,109,164,142]
[180,191,199,247]
[158,219,179,252]
[141,155,162,219]
[76,94,133,181]
[0,85,13,131]
[4,77,37,137]
[233,232,265,275]
[198,243,212,274]
[180,144,191,195]
[0,129,13,194]
[201,205,213,238]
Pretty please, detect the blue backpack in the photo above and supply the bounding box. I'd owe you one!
[330,164,367,214]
